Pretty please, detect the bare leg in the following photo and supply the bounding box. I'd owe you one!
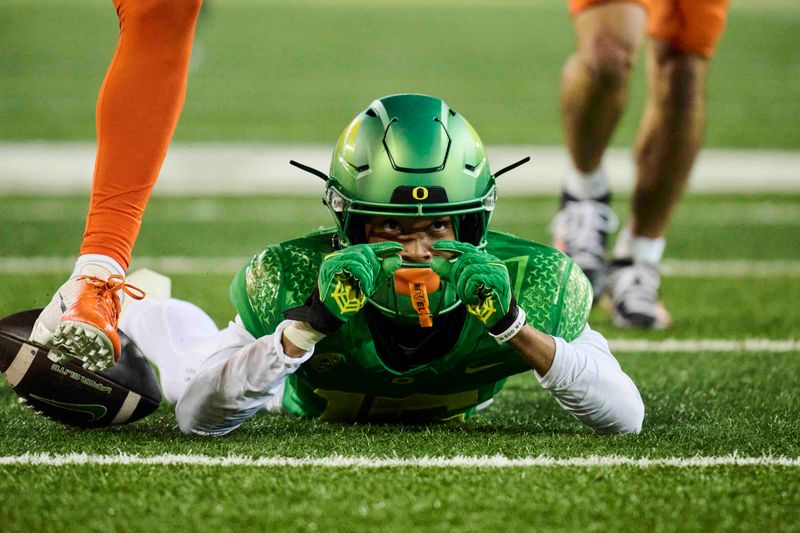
[630,39,709,238]
[561,2,647,173]
[552,2,647,298]
[606,39,708,329]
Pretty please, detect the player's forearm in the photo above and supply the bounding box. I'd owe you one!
[535,326,644,435]
[176,321,313,435]
[506,325,556,375]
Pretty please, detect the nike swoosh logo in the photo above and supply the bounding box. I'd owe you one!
[464,362,504,374]
[58,292,67,313]
[29,393,108,422]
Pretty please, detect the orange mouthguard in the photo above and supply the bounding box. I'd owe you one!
[394,268,440,328]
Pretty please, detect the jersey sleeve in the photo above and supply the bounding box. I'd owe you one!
[489,231,593,342]
[230,247,286,338]
[230,234,331,338]
[553,261,593,341]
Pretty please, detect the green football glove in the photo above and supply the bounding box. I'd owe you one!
[285,242,402,334]
[431,240,518,332]
[318,242,403,319]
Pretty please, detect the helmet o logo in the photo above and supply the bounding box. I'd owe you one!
[412,187,429,201]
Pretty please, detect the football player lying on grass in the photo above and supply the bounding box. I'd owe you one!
[121,94,644,435]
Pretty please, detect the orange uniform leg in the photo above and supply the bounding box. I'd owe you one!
[80,0,203,270]
[557,0,729,329]
[647,0,729,58]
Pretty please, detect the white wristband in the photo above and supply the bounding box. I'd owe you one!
[489,306,527,344]
[283,321,326,352]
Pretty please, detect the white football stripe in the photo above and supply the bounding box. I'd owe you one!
[2,257,800,278]
[111,392,141,425]
[0,453,798,468]
[3,343,38,388]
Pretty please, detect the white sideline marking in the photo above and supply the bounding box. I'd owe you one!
[1,143,799,194]
[1,453,798,468]
[608,339,800,353]
[660,260,800,277]
[2,257,800,278]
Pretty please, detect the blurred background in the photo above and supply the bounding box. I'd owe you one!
[1,0,798,148]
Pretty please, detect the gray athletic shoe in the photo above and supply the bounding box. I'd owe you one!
[551,191,618,299]
[605,259,672,329]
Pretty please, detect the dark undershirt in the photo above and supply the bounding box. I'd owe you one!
[364,305,468,372]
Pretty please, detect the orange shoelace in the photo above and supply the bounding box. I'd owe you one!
[76,274,146,304]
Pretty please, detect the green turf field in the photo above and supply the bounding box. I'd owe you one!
[1,0,800,147]
[0,194,798,531]
[2,0,799,530]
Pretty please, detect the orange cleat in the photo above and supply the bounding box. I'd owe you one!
[49,275,145,370]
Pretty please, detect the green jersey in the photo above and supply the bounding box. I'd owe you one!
[230,229,592,422]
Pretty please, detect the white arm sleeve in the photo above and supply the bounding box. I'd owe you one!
[175,319,313,436]
[535,325,644,435]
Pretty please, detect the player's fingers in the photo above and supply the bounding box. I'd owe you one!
[382,254,403,274]
[431,240,476,257]
[457,276,481,306]
[430,256,453,280]
[343,261,373,286]
[460,265,487,293]
[369,241,404,258]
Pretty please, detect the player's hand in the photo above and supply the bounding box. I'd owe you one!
[431,240,515,330]
[284,242,402,334]
[318,242,403,320]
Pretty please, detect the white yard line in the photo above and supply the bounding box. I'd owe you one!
[660,260,800,277]
[2,257,800,277]
[0,256,245,275]
[608,339,800,353]
[0,453,798,468]
[1,143,799,194]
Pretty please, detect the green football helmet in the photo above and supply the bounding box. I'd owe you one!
[324,93,497,322]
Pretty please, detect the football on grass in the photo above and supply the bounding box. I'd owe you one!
[0,309,162,428]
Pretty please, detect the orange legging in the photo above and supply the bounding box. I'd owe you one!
[80,0,202,269]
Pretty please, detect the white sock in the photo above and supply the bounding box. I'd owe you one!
[72,254,125,280]
[613,226,665,265]
[564,165,610,199]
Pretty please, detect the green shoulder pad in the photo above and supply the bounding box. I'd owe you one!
[230,231,333,338]
[554,260,593,341]
[486,231,592,341]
